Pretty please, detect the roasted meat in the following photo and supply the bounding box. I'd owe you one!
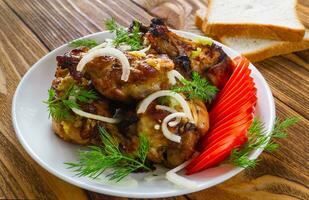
[146,18,233,88]
[84,53,174,102]
[51,52,125,145]
[137,100,209,167]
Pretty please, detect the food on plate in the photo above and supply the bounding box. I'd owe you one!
[44,18,297,188]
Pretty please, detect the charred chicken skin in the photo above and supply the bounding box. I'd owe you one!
[146,18,233,89]
[84,53,174,102]
[137,99,209,167]
[52,48,124,145]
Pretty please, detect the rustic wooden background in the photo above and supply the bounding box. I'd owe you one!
[0,0,308,199]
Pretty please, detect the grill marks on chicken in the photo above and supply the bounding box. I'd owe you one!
[51,52,125,146]
[137,100,209,167]
[146,19,233,89]
[84,53,174,102]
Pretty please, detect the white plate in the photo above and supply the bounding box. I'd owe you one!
[12,30,275,198]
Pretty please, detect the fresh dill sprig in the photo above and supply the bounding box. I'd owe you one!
[230,117,298,168]
[65,127,151,182]
[105,19,142,50]
[69,39,98,48]
[44,85,98,121]
[172,71,218,102]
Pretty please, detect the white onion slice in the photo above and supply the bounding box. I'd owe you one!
[137,90,194,122]
[166,160,198,189]
[76,47,131,82]
[136,45,151,53]
[167,70,185,85]
[71,108,120,124]
[155,105,177,113]
[155,105,180,127]
[161,112,185,143]
[118,44,132,51]
[88,39,113,53]
[88,42,107,52]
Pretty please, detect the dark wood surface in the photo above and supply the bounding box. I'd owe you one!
[0,0,308,199]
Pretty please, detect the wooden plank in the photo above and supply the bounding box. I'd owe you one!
[0,1,88,200]
[4,0,153,50]
[255,59,309,119]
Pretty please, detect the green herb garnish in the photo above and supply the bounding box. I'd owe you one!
[105,19,142,51]
[65,127,151,182]
[172,71,218,102]
[190,47,202,59]
[44,85,98,121]
[69,39,98,48]
[230,117,298,168]
[193,38,213,46]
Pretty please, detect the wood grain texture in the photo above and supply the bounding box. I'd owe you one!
[0,1,88,199]
[0,0,308,199]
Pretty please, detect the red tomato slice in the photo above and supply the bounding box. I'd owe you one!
[211,105,255,129]
[211,96,256,125]
[216,58,250,100]
[216,70,252,102]
[211,82,255,114]
[186,131,247,174]
[205,119,252,149]
[200,114,253,149]
[210,91,256,123]
[214,76,255,106]
[209,112,253,136]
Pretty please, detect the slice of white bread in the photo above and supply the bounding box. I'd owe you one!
[204,0,305,41]
[196,9,309,62]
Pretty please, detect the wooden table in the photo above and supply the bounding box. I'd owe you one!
[0,0,308,199]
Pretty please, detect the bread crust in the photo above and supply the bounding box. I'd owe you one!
[221,36,309,62]
[196,9,309,62]
[204,0,305,42]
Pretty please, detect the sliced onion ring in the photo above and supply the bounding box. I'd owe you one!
[166,160,198,189]
[88,39,113,53]
[167,70,185,85]
[137,90,194,122]
[71,108,120,124]
[76,47,130,82]
[161,112,186,143]
[155,105,180,127]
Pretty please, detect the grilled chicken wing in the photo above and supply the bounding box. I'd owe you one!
[137,100,209,168]
[145,18,233,88]
[51,49,124,145]
[84,53,174,102]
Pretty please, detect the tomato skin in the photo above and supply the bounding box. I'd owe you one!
[185,56,256,175]
[186,130,248,175]
[210,105,255,130]
[216,57,250,99]
[199,114,252,150]
[210,92,256,124]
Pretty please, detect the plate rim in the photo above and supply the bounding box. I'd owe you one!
[12,30,276,198]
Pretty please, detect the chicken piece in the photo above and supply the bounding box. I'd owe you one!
[50,53,125,146]
[146,18,233,89]
[52,101,120,145]
[84,53,175,102]
[137,100,209,168]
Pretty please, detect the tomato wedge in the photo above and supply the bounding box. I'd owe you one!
[200,114,253,149]
[186,130,248,175]
[210,105,255,129]
[186,56,256,175]
[210,91,256,123]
